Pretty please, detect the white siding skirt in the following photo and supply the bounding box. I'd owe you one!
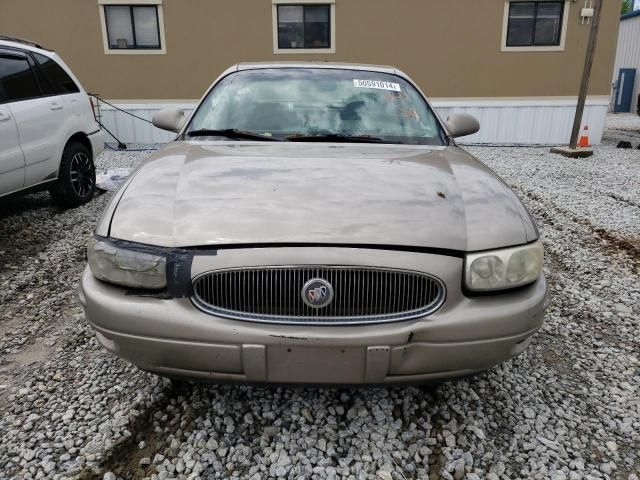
[97,97,609,145]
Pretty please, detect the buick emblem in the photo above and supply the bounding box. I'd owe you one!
[302,278,334,309]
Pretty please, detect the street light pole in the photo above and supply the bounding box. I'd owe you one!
[569,0,603,149]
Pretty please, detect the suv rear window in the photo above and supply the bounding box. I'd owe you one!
[33,53,79,94]
[0,54,41,102]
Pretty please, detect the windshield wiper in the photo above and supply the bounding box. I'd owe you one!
[286,133,388,144]
[185,128,281,141]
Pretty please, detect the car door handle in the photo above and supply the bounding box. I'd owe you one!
[0,112,10,121]
[50,103,63,111]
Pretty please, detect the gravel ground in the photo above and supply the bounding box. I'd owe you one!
[0,119,638,480]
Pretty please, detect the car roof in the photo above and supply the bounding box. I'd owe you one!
[0,37,53,55]
[237,61,396,72]
[234,61,411,82]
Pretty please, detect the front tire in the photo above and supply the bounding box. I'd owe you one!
[50,142,96,208]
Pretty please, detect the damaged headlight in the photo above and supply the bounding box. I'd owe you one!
[465,240,543,292]
[87,237,167,289]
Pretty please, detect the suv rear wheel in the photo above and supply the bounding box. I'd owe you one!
[50,142,95,208]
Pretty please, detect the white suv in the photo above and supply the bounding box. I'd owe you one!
[0,36,104,207]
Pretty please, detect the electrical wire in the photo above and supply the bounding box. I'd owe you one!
[89,93,153,124]
[96,119,127,150]
[88,93,162,151]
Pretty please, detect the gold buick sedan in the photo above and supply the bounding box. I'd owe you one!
[80,63,547,384]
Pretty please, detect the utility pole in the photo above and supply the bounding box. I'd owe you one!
[569,0,603,149]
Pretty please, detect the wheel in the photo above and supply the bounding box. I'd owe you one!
[50,142,96,208]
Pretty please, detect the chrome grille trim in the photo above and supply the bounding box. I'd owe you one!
[191,266,446,325]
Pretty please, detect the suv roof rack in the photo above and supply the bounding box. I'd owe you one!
[0,35,48,50]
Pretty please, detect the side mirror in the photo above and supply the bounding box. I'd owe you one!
[152,108,186,132]
[445,113,480,138]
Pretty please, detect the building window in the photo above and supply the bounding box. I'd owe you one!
[98,0,166,55]
[502,0,569,51]
[507,1,563,46]
[278,5,330,49]
[272,0,336,54]
[104,5,160,49]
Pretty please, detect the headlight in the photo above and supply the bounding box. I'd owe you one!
[465,240,543,292]
[87,237,167,289]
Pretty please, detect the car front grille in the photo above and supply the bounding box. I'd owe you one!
[191,266,445,325]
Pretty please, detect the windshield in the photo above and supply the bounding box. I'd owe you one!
[186,68,447,145]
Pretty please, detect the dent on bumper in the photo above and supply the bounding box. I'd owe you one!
[80,265,547,384]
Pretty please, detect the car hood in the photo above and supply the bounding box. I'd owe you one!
[107,141,537,251]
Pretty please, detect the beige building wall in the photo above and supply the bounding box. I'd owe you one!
[0,0,620,101]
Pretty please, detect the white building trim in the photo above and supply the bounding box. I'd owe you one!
[432,97,607,145]
[96,97,609,145]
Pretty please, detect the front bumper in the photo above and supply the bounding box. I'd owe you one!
[79,247,548,384]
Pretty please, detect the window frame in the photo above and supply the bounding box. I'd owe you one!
[184,68,448,146]
[272,0,336,54]
[501,0,570,52]
[104,5,161,50]
[276,4,331,50]
[28,54,58,98]
[31,53,80,96]
[98,0,166,55]
[0,48,45,104]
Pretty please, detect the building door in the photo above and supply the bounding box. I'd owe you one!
[613,68,636,113]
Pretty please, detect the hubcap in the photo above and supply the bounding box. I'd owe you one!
[69,152,94,198]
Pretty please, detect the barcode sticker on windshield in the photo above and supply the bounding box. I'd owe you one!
[353,79,401,92]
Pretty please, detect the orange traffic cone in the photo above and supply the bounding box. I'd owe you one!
[578,125,591,148]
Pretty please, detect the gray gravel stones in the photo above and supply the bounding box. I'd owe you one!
[0,120,639,479]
